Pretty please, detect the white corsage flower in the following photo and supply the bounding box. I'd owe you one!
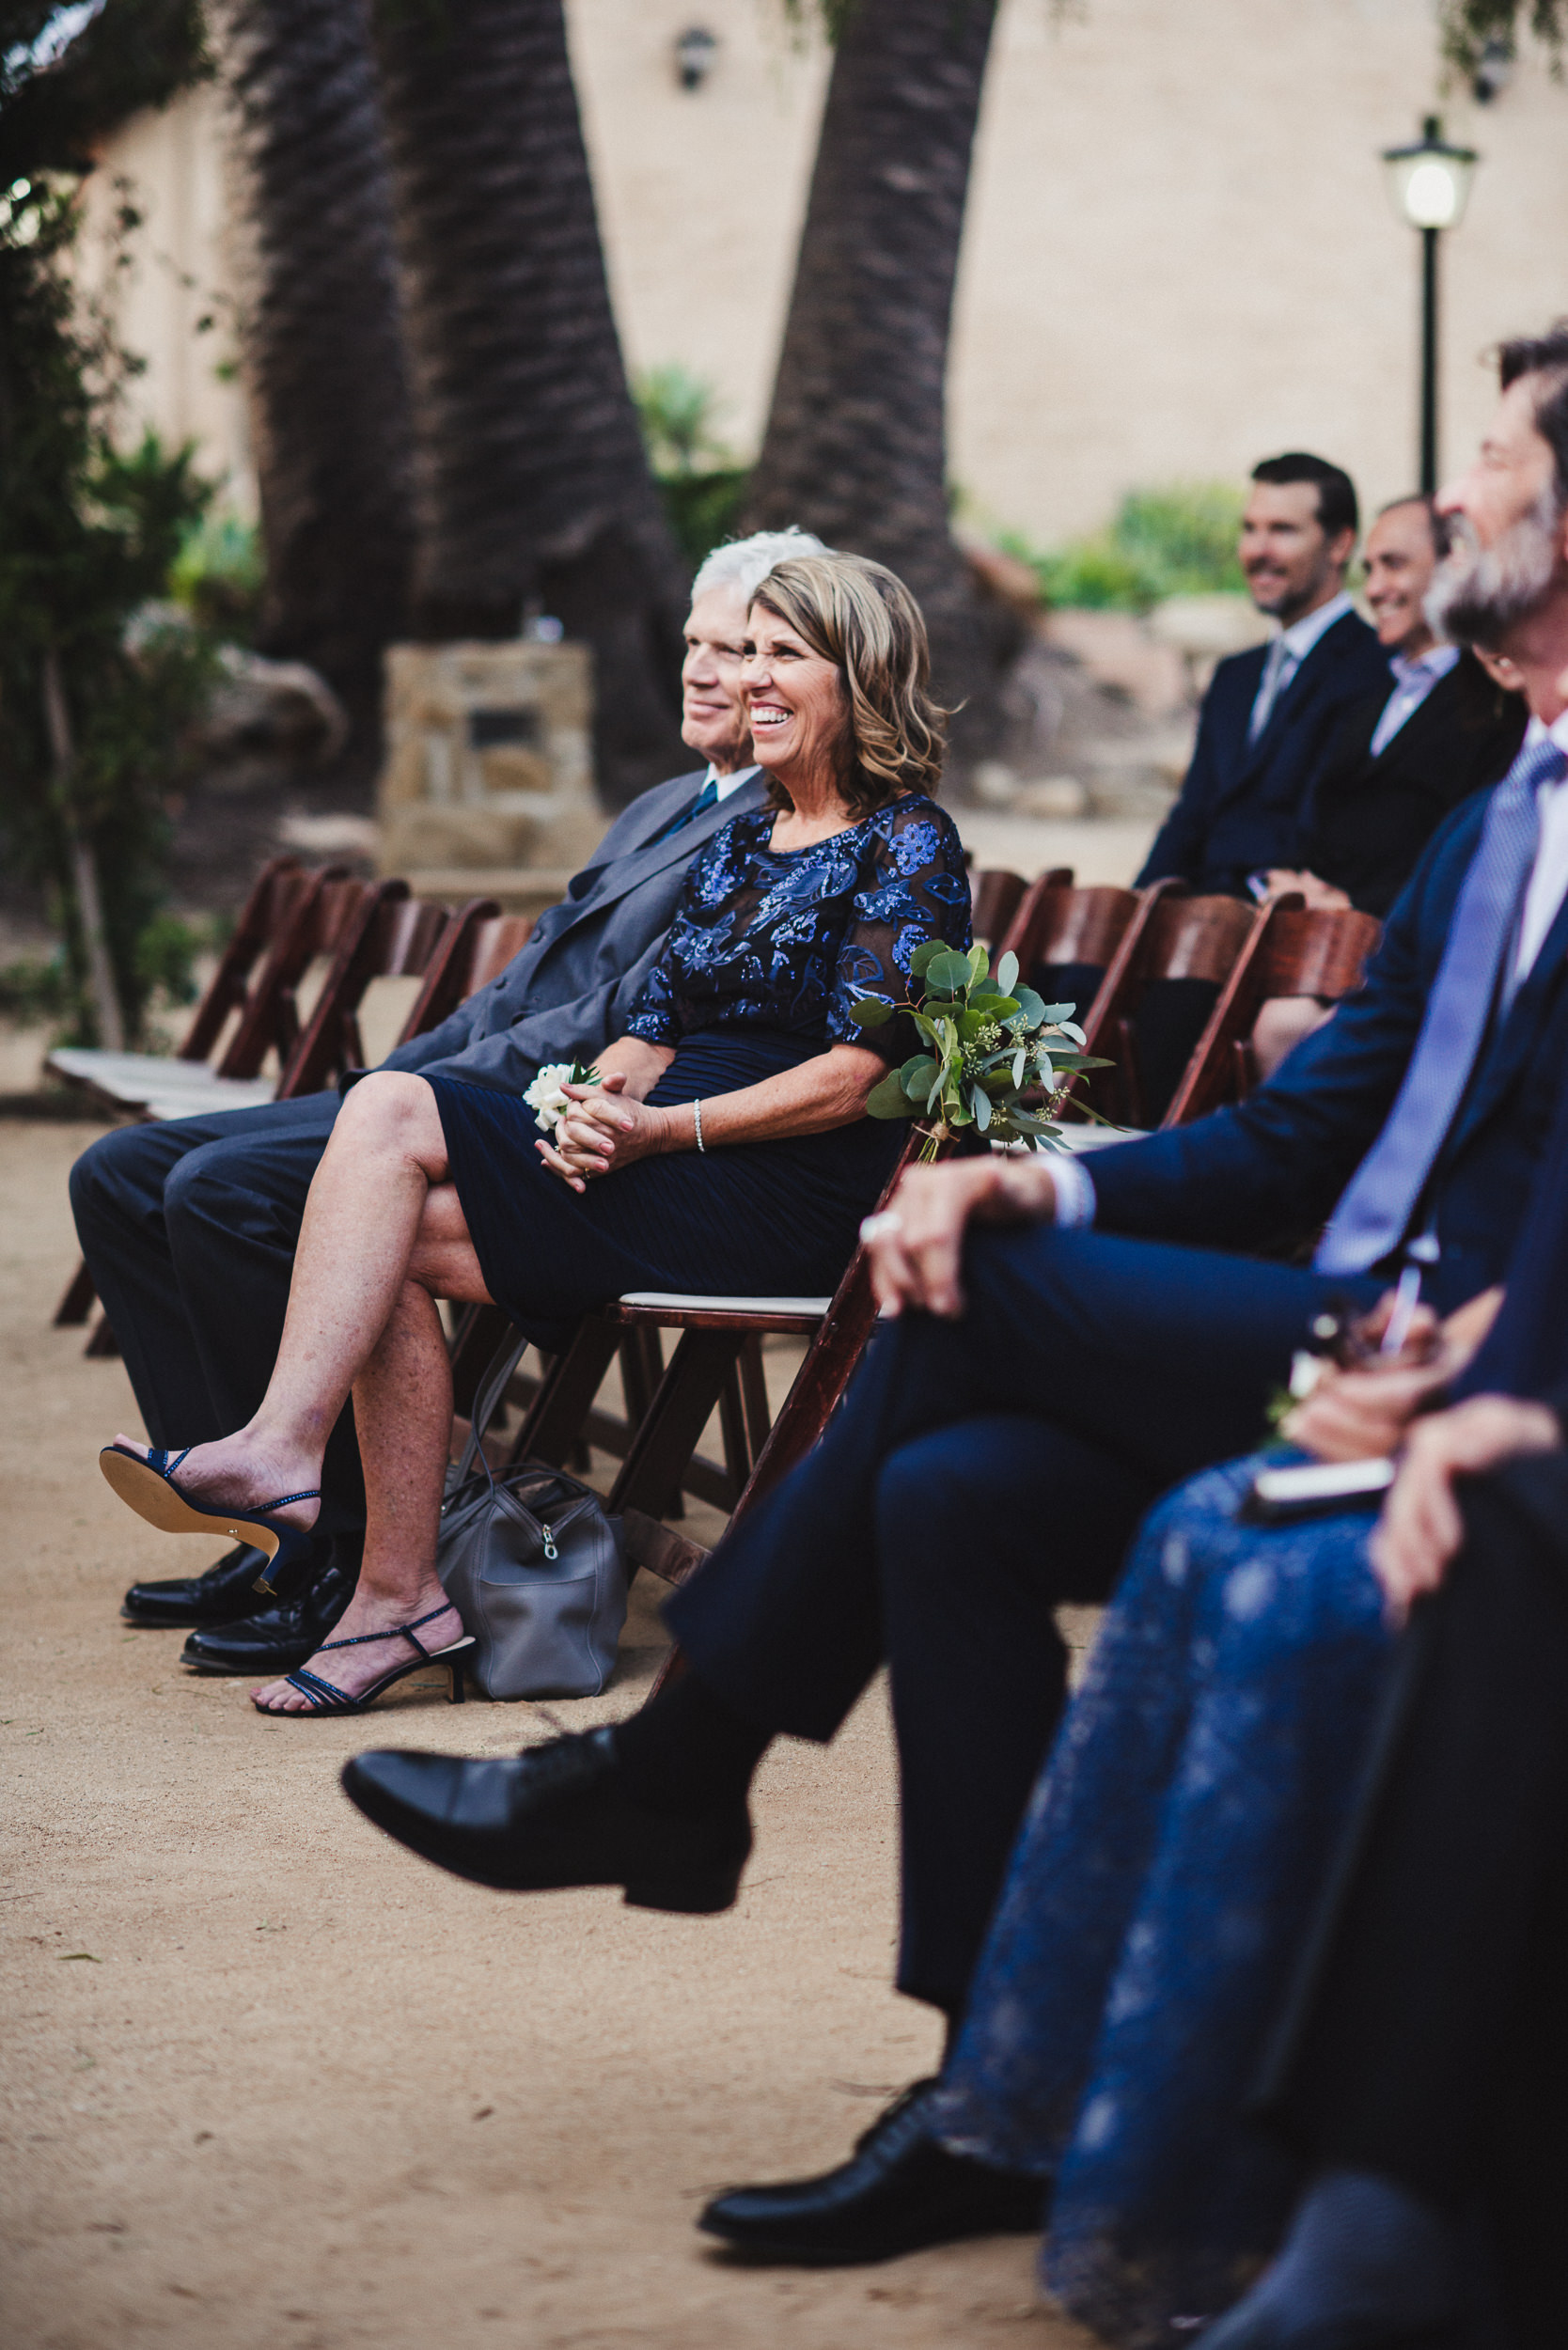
[525,1058,600,1136]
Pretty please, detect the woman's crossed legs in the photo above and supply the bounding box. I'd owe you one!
[113,1073,494,1710]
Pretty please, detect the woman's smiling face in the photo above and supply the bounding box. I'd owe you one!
[743,602,850,786]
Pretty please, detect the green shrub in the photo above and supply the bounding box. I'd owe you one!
[170,509,263,642]
[1004,482,1248,613]
[635,364,752,573]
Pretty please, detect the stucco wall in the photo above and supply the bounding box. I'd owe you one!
[80,0,1568,550]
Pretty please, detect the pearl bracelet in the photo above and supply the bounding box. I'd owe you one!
[693,1098,706,1154]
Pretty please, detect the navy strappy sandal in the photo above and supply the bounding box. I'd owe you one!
[99,1443,321,1599]
[253,1604,473,1716]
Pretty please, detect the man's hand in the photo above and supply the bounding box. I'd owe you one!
[1371,1395,1560,1621]
[1261,868,1353,911]
[1280,1285,1503,1463]
[863,1154,1056,1320]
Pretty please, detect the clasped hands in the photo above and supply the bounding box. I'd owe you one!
[535,1072,670,1194]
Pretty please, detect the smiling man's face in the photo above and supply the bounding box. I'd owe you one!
[681,582,753,773]
[1239,481,1356,627]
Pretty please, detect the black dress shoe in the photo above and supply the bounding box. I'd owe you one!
[341,1727,750,1913]
[180,1547,358,1675]
[698,2078,1047,2265]
[121,1542,281,1629]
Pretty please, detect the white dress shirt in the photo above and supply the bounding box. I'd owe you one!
[708,761,760,802]
[1367,642,1460,760]
[1510,708,1568,987]
[1247,590,1360,744]
[1045,701,1568,1233]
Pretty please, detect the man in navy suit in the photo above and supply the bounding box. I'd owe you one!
[346,325,1568,2268]
[75,528,823,1671]
[1137,454,1391,898]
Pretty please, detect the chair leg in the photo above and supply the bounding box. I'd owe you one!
[447,1302,516,1419]
[716,1361,751,1505]
[55,1258,97,1326]
[739,1334,772,1464]
[509,1320,622,1467]
[606,1329,745,1523]
[84,1312,120,1358]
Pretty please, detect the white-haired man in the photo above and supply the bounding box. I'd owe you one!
[79,529,824,1671]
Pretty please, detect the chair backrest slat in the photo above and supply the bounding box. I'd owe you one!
[1161,900,1382,1128]
[393,902,540,1045]
[176,854,306,1065]
[278,884,464,1099]
[970,868,1027,946]
[213,865,355,1079]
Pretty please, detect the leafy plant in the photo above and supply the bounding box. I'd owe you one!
[634,364,750,572]
[852,940,1111,1158]
[1438,1,1564,74]
[170,509,264,642]
[1003,481,1247,613]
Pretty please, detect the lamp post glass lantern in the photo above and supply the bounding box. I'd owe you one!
[1381,117,1479,494]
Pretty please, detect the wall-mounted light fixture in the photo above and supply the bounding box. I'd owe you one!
[674,26,717,92]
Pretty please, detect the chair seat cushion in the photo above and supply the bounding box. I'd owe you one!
[617,1292,833,1316]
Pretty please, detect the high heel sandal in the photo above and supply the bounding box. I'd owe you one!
[99,1444,321,1600]
[253,1604,474,1716]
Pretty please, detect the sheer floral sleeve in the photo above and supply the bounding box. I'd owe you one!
[624,795,970,1052]
[825,799,971,1053]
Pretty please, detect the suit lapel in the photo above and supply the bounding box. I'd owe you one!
[563,769,769,922]
[1228,613,1365,798]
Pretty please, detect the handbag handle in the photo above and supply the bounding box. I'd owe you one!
[455,1328,532,1488]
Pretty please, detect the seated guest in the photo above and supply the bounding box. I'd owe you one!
[1250,494,1527,1079]
[72,528,823,1678]
[97,553,970,1717]
[1131,455,1389,1117]
[338,323,1568,2217]
[1202,1081,1568,2350]
[1137,454,1389,901]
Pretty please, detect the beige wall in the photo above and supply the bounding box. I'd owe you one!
[84,0,1568,551]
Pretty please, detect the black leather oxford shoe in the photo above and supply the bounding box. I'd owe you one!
[180,1546,357,1675]
[698,2079,1047,2265]
[342,1727,751,1913]
[121,1541,281,1629]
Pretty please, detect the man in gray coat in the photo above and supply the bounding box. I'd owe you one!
[78,530,821,1661]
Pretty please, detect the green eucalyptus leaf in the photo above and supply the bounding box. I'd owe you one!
[901,1054,939,1101]
[923,949,975,996]
[867,1069,917,1120]
[996,949,1019,995]
[967,942,989,985]
[1036,1003,1077,1023]
[968,1079,993,1133]
[850,995,894,1027]
[1011,984,1047,1026]
[908,938,948,982]
[1056,1019,1087,1045]
[1012,1047,1027,1088]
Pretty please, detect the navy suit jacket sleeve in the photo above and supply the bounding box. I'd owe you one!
[1136,652,1255,889]
[1089,793,1487,1252]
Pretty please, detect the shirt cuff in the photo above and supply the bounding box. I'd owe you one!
[1047,1152,1098,1229]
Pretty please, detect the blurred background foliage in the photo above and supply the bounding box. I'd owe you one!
[634,364,749,572]
[1001,482,1248,613]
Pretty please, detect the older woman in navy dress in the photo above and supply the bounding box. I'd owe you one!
[100,553,968,1715]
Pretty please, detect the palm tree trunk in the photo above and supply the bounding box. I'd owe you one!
[368,0,689,808]
[744,0,1018,773]
[209,0,415,771]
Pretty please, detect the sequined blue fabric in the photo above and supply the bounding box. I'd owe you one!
[930,1455,1399,2348]
[625,795,970,1048]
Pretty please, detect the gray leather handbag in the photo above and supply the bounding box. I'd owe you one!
[437,1336,628,1700]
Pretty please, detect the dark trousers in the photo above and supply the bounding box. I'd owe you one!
[1260,1452,1568,2338]
[68,1092,367,1531]
[667,1222,1379,2013]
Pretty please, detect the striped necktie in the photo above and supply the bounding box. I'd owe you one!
[1314,734,1568,1279]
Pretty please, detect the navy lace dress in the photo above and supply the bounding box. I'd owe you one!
[423,795,969,1341]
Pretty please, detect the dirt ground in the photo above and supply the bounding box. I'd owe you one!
[0,1105,1095,2350]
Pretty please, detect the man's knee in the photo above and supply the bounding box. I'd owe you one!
[70,1121,181,1232]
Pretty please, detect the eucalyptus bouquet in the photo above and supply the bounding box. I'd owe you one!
[852,942,1112,1159]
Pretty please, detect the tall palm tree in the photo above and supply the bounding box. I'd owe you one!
[368,0,689,807]
[208,0,415,768]
[745,0,1018,764]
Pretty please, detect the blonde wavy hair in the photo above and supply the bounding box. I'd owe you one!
[749,552,948,816]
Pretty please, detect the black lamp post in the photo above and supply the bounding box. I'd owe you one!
[1381,118,1479,493]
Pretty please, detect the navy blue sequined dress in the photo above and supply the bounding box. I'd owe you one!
[424,796,969,1341]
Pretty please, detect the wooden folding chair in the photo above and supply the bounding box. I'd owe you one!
[275,882,455,1100]
[997,870,1146,1035]
[396,905,535,1042]
[1162,902,1383,1127]
[969,867,1028,947]
[1069,886,1263,1129]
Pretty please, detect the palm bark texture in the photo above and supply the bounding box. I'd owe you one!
[368,0,689,807]
[209,0,415,765]
[745,0,1019,768]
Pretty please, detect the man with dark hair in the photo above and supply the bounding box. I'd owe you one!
[1137,452,1390,899]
